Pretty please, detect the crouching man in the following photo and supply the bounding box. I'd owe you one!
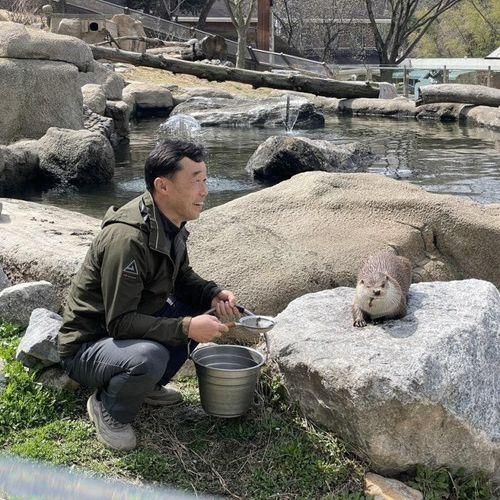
[58,139,238,451]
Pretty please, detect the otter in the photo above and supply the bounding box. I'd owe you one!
[352,251,412,327]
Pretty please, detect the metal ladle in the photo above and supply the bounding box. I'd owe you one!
[205,304,276,333]
[202,304,275,361]
[224,315,275,332]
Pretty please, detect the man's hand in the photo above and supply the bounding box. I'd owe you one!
[211,290,240,321]
[188,314,229,343]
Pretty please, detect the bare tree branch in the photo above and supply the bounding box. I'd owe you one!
[365,0,465,65]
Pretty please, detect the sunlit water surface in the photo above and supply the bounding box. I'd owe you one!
[19,115,500,219]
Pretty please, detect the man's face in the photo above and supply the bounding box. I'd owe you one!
[159,157,208,226]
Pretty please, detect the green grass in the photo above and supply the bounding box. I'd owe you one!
[0,320,495,499]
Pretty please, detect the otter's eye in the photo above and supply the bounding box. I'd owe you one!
[381,283,385,288]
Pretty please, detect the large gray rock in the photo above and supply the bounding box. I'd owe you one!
[186,173,500,315]
[171,96,325,129]
[0,22,93,72]
[0,281,59,327]
[269,280,500,478]
[38,128,114,186]
[16,308,62,368]
[0,59,84,145]
[246,136,372,182]
[337,97,417,118]
[1,173,500,313]
[122,82,174,118]
[0,200,99,296]
[0,142,38,195]
[77,61,125,100]
[81,84,107,115]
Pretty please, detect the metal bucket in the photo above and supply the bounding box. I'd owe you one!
[191,345,265,418]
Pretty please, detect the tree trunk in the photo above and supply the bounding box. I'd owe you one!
[196,0,216,30]
[236,26,248,69]
[419,84,500,107]
[90,45,380,98]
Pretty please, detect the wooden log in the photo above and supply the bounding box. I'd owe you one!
[94,36,180,48]
[419,84,500,107]
[90,45,380,99]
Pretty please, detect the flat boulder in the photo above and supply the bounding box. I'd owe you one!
[38,127,114,186]
[122,82,173,118]
[337,97,416,118]
[16,308,62,368]
[246,136,372,182]
[0,281,59,327]
[0,200,98,295]
[0,22,93,72]
[171,96,325,129]
[269,280,500,478]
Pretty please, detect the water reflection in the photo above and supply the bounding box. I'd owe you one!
[17,116,500,218]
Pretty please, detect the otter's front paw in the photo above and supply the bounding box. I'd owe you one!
[353,319,367,327]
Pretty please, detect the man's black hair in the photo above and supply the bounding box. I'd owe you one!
[144,139,207,192]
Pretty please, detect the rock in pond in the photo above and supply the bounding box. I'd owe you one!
[122,82,174,118]
[38,127,114,186]
[171,96,325,129]
[246,136,373,182]
[269,280,500,478]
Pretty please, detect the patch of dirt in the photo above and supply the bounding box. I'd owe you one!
[121,65,276,99]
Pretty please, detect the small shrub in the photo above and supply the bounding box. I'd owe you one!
[409,464,494,500]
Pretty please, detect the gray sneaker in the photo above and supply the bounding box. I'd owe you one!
[87,392,136,451]
[144,384,183,406]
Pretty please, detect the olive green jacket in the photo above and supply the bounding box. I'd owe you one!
[58,191,220,358]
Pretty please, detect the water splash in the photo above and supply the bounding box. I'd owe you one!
[157,114,202,141]
[281,95,301,133]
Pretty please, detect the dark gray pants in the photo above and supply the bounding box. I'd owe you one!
[61,298,200,423]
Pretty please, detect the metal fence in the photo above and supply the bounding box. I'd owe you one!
[64,0,500,95]
[64,0,336,73]
[330,65,500,95]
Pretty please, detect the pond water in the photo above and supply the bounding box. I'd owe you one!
[20,115,500,219]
